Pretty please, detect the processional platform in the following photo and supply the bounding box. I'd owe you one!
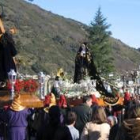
[0,89,124,108]
[0,90,44,108]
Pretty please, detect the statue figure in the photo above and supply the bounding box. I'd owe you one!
[0,5,17,88]
[74,42,92,83]
[74,42,114,97]
[0,31,17,85]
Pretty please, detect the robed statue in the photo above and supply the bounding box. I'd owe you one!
[74,42,114,97]
[74,42,92,83]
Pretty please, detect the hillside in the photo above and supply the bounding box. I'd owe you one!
[1,0,140,76]
[110,38,140,74]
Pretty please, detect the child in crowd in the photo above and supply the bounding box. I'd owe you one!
[66,111,79,140]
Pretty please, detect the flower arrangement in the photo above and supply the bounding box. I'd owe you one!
[7,79,39,94]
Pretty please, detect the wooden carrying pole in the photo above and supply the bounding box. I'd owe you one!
[0,18,5,37]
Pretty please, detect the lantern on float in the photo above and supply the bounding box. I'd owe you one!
[38,72,45,99]
[8,69,17,100]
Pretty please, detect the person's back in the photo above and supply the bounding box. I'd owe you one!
[0,94,32,140]
[72,96,92,134]
[43,117,72,140]
[81,106,110,140]
[81,122,110,140]
[66,111,79,140]
[54,125,73,140]
[42,105,61,140]
[30,108,49,140]
[42,105,72,140]
[67,125,79,140]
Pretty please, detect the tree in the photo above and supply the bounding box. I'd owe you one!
[88,7,114,76]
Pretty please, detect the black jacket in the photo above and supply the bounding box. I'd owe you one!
[72,103,92,134]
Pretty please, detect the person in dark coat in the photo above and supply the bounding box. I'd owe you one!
[72,95,92,135]
[53,125,73,140]
[0,94,32,140]
[28,107,49,140]
[0,108,6,140]
[42,105,72,140]
[0,31,17,84]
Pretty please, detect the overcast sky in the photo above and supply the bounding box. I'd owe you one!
[26,0,140,48]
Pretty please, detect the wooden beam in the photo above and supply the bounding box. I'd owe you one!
[0,18,5,34]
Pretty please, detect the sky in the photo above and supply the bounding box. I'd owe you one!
[26,0,140,48]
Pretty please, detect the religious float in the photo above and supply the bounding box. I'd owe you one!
[0,58,124,108]
[0,69,124,108]
[45,42,124,107]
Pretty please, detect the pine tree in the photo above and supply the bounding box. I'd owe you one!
[88,7,114,76]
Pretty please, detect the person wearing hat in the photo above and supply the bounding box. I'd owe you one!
[44,93,57,113]
[58,94,67,108]
[33,93,56,140]
[42,105,73,140]
[0,94,32,140]
[58,95,71,125]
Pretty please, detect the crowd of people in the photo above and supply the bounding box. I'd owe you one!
[0,90,139,140]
